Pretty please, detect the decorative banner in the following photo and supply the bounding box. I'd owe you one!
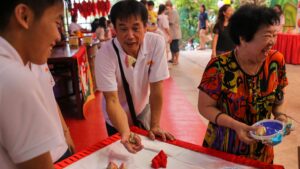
[73,46,95,117]
[69,0,111,19]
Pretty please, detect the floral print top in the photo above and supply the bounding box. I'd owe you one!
[198,50,288,163]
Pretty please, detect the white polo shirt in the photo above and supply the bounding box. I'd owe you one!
[30,64,68,162]
[0,37,65,168]
[95,32,169,125]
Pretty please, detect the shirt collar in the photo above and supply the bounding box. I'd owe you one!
[0,36,24,66]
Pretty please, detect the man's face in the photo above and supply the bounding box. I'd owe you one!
[25,3,64,64]
[115,15,146,57]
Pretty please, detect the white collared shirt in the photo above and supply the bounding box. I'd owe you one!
[95,32,169,125]
[30,64,68,162]
[0,37,64,168]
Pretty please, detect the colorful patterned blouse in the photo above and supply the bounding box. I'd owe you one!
[198,50,288,163]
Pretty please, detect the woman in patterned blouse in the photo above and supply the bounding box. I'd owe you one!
[198,5,290,163]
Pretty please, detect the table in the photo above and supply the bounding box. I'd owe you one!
[49,45,83,118]
[54,127,284,169]
[273,33,300,64]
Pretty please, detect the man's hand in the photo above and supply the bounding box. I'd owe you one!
[148,126,175,142]
[120,132,143,153]
[64,129,76,154]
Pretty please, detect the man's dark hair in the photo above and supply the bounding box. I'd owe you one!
[0,0,63,31]
[228,4,280,45]
[110,0,148,27]
[147,1,154,7]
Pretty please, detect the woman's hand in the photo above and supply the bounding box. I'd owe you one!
[234,122,257,144]
[275,114,293,135]
[120,132,143,153]
[148,126,175,142]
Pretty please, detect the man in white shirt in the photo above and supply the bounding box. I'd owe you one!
[0,0,65,168]
[30,63,76,162]
[95,0,174,154]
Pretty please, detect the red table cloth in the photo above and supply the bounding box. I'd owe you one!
[273,33,300,64]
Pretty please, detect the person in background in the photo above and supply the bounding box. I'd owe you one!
[146,1,158,32]
[197,4,209,50]
[91,18,100,32]
[157,4,171,59]
[107,20,116,38]
[95,0,174,154]
[198,5,290,163]
[95,17,112,43]
[165,0,181,65]
[0,0,66,168]
[273,4,285,33]
[69,14,86,35]
[147,1,157,25]
[211,4,235,58]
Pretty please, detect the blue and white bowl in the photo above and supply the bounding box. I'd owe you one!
[249,119,284,146]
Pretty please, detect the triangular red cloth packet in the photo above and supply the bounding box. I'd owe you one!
[151,150,168,168]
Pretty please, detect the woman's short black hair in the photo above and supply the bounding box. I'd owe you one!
[0,0,63,31]
[110,0,148,27]
[228,4,280,45]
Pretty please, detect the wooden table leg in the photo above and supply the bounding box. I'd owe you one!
[71,58,84,119]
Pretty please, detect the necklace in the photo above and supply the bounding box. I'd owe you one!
[234,49,261,76]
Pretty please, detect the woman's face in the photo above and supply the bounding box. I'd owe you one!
[223,7,234,19]
[200,6,204,13]
[240,25,278,62]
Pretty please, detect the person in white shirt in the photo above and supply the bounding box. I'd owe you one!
[95,17,112,47]
[95,0,175,154]
[29,63,76,162]
[157,4,171,59]
[69,15,85,35]
[0,0,65,168]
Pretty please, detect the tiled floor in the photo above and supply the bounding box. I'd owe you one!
[169,50,300,169]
